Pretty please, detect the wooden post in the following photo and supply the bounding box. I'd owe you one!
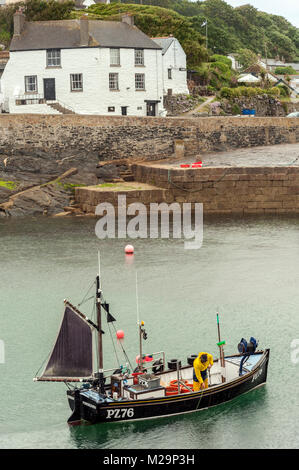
[139,322,143,372]
[217,313,226,383]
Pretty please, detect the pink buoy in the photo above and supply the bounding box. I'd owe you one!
[125,244,134,255]
[116,330,125,340]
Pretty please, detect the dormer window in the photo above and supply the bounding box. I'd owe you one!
[47,49,61,67]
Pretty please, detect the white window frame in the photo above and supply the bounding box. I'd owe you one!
[109,73,119,90]
[135,73,145,90]
[70,74,83,92]
[135,49,144,66]
[46,49,61,67]
[110,48,120,66]
[25,75,38,93]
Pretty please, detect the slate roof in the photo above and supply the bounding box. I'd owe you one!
[261,58,299,71]
[151,37,174,55]
[10,19,162,52]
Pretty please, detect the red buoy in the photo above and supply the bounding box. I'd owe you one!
[125,244,134,254]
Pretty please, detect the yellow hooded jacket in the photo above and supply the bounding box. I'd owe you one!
[193,352,214,385]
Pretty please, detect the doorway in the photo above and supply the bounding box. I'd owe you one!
[43,78,56,101]
[146,102,156,116]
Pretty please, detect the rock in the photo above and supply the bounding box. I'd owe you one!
[0,186,13,204]
[95,163,120,180]
[0,184,70,217]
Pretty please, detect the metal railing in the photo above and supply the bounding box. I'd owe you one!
[102,351,166,379]
[15,94,45,105]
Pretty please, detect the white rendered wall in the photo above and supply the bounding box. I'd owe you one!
[162,39,189,95]
[3,47,165,116]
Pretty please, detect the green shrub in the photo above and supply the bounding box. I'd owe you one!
[210,55,232,68]
[274,66,296,75]
[282,102,289,113]
[277,85,290,97]
[267,87,280,96]
[210,61,230,74]
[231,104,241,115]
[220,87,234,99]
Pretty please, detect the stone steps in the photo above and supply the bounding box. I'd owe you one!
[46,102,75,114]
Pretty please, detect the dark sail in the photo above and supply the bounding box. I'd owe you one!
[40,303,94,380]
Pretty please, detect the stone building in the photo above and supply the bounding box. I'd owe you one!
[2,11,166,116]
[152,36,189,95]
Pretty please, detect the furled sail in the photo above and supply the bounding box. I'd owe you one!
[38,302,94,381]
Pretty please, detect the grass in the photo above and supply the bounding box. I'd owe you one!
[57,182,87,192]
[96,183,143,191]
[0,180,18,190]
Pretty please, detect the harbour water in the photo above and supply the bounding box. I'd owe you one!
[0,215,298,449]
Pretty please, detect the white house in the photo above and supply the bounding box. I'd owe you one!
[152,36,189,95]
[2,12,166,116]
[227,54,243,71]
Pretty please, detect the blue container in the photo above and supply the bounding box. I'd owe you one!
[242,109,256,116]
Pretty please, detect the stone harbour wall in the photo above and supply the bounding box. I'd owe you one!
[1,115,299,161]
[131,164,299,215]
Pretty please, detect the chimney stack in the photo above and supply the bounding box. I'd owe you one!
[121,13,134,26]
[13,10,26,36]
[80,16,89,47]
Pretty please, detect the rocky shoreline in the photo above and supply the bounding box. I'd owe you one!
[0,148,99,217]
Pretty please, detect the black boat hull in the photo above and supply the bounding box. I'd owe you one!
[67,349,269,425]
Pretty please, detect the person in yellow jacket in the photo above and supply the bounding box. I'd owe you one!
[193,352,213,392]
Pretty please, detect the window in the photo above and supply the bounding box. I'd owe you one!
[108,106,115,112]
[135,49,144,66]
[168,68,172,79]
[110,48,120,66]
[70,74,83,91]
[109,73,119,90]
[135,73,145,90]
[25,75,38,93]
[47,49,61,67]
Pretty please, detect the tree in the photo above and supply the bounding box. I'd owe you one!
[182,39,208,67]
[235,48,258,70]
[274,66,297,75]
[0,0,74,48]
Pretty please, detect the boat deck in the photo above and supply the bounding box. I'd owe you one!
[158,353,263,389]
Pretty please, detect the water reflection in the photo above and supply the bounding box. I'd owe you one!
[69,387,268,449]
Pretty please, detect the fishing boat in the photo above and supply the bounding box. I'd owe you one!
[34,265,270,425]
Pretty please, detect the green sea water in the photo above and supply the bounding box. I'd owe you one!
[0,215,298,449]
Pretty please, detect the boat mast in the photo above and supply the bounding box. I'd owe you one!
[96,252,105,394]
[136,271,143,372]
